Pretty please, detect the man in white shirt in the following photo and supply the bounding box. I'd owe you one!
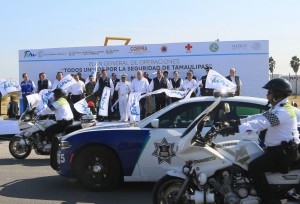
[52,72,63,90]
[226,68,242,96]
[130,70,149,119]
[115,74,131,122]
[149,69,172,111]
[69,73,85,120]
[182,71,199,97]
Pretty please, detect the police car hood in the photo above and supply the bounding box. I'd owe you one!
[63,121,136,140]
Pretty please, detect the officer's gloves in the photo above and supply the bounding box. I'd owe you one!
[220,120,240,137]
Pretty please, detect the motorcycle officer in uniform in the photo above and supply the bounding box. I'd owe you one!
[220,78,299,204]
[44,88,74,149]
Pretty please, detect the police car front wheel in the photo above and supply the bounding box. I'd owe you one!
[74,145,121,191]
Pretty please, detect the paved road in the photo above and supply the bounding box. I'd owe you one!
[0,140,154,204]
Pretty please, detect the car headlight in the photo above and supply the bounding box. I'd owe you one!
[59,141,72,150]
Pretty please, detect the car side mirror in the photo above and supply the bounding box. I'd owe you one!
[224,103,230,113]
[151,119,159,128]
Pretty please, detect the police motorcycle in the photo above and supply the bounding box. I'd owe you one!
[153,95,300,204]
[9,104,96,159]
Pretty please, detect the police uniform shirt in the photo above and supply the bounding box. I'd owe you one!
[93,78,114,96]
[130,77,149,93]
[115,81,130,99]
[70,80,85,95]
[239,98,300,147]
[52,97,74,121]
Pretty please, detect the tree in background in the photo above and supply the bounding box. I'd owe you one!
[290,56,300,96]
[269,57,276,79]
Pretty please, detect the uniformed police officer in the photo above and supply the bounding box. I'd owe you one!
[221,78,299,204]
[115,74,130,122]
[44,88,74,149]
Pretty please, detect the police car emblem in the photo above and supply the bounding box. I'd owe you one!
[152,138,176,164]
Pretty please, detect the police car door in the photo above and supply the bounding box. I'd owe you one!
[138,101,213,181]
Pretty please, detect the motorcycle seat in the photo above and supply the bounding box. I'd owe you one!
[290,152,300,171]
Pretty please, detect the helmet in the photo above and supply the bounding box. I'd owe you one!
[52,88,65,98]
[262,78,292,98]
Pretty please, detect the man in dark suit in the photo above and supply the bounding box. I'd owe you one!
[111,73,120,116]
[200,67,214,96]
[225,68,242,96]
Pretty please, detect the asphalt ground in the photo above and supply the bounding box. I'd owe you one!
[0,140,154,204]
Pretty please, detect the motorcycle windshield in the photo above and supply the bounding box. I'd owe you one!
[176,97,221,157]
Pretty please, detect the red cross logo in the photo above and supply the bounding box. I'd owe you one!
[185,44,192,53]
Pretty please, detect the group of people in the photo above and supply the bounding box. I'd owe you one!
[16,67,242,122]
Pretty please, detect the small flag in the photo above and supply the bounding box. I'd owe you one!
[98,87,111,116]
[127,92,141,122]
[0,79,21,96]
[205,69,236,91]
[74,98,92,115]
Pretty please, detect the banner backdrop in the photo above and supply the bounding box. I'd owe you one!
[19,40,269,97]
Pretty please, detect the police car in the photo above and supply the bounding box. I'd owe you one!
[50,96,300,191]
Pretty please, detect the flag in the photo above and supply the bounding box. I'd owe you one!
[85,62,98,85]
[205,69,236,91]
[185,81,201,99]
[98,87,111,116]
[74,98,92,115]
[0,79,21,96]
[34,89,54,115]
[52,74,77,91]
[26,93,41,107]
[127,92,141,122]
[164,89,188,98]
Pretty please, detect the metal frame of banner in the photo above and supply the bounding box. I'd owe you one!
[104,37,131,46]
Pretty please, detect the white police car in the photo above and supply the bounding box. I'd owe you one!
[50,96,300,191]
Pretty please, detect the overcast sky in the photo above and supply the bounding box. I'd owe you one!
[0,0,299,80]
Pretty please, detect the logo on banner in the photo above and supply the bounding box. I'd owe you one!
[161,45,168,53]
[209,43,219,52]
[106,49,119,54]
[185,44,192,53]
[129,46,149,55]
[1,81,20,91]
[24,51,37,58]
[38,51,44,58]
[152,138,176,164]
[232,44,247,50]
[252,42,261,50]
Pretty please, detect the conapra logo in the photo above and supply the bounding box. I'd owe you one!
[24,51,37,58]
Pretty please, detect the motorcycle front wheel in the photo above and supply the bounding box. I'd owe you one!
[9,137,32,159]
[153,175,193,204]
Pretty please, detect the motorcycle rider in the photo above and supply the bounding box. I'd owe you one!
[44,88,74,149]
[220,78,299,204]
